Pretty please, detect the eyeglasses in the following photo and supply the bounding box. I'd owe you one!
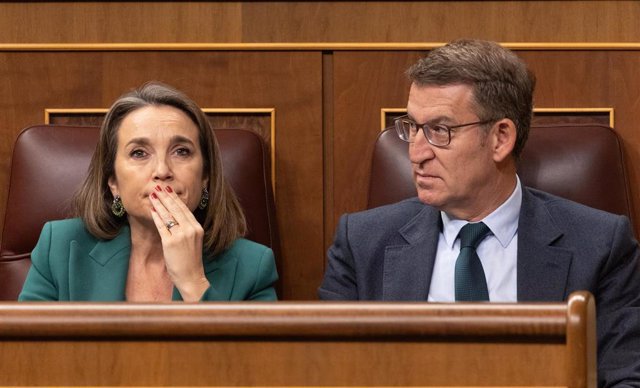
[394,115,495,146]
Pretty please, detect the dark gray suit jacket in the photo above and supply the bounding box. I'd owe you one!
[319,187,640,388]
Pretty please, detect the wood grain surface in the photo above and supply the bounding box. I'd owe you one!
[0,292,595,387]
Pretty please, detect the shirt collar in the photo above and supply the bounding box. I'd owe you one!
[441,176,522,248]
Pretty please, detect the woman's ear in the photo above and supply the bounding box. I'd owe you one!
[107,176,119,197]
[491,118,517,163]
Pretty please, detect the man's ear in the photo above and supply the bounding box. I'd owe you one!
[491,119,517,163]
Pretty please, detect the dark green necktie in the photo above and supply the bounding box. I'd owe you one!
[455,222,491,301]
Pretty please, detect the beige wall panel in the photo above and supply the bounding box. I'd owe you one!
[0,51,324,300]
[331,50,640,241]
[1,2,640,44]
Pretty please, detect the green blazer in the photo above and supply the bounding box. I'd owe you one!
[19,218,278,301]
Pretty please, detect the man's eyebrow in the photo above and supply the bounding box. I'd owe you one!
[405,114,451,125]
[428,115,451,124]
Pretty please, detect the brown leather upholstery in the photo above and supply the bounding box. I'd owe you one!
[368,124,632,220]
[0,125,279,300]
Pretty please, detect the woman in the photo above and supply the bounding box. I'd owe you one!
[19,82,278,301]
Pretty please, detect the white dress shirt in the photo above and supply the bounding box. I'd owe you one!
[427,176,522,302]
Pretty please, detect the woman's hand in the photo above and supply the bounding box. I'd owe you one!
[149,184,210,301]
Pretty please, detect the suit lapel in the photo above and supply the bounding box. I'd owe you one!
[70,226,132,301]
[517,189,573,301]
[383,206,440,300]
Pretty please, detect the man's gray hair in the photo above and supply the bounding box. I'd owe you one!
[406,39,536,157]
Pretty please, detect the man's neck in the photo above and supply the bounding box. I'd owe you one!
[446,173,518,222]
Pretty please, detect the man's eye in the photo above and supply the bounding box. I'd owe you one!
[432,125,449,134]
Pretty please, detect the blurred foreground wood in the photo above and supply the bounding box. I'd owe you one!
[0,291,595,387]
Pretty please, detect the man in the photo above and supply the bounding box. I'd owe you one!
[319,39,640,387]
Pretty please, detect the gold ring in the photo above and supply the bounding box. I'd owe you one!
[165,220,179,230]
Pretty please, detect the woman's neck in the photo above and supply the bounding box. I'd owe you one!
[127,218,164,264]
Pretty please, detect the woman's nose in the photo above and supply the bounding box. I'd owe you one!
[153,157,173,181]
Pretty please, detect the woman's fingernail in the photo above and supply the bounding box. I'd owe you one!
[155,185,162,192]
[166,186,173,193]
[150,192,158,199]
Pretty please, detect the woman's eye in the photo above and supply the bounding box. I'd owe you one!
[130,149,147,158]
[176,147,192,157]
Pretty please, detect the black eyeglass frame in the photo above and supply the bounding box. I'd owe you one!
[393,115,496,146]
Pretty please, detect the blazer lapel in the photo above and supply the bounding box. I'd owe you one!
[67,226,240,301]
[517,189,573,301]
[70,226,132,301]
[383,206,440,301]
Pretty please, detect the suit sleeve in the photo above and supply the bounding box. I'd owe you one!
[318,214,359,300]
[18,222,60,301]
[594,216,640,388]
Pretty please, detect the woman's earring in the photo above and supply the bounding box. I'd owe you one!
[111,195,126,217]
[198,188,209,210]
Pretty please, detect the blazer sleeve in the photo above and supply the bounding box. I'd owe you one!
[198,245,278,301]
[594,215,640,387]
[18,222,59,301]
[318,214,359,300]
[246,247,278,301]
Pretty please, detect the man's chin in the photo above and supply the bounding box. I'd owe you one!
[416,191,443,207]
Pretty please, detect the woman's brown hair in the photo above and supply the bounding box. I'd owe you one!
[73,82,246,255]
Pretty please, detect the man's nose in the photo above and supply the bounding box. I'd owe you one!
[409,130,435,164]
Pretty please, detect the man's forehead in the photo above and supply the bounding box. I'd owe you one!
[407,84,476,117]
